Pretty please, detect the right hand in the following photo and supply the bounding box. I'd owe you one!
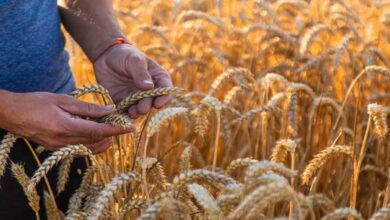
[0,91,134,153]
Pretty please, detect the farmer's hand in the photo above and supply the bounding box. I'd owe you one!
[93,44,173,119]
[0,91,134,153]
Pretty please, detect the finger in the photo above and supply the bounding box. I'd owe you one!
[153,78,174,108]
[86,138,113,154]
[68,117,134,141]
[136,97,153,115]
[148,61,173,109]
[59,96,116,118]
[128,105,140,119]
[125,53,154,91]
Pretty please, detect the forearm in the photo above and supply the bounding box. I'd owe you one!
[60,0,126,61]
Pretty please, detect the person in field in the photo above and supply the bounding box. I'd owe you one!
[0,0,173,218]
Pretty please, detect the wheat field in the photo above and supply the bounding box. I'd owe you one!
[2,0,390,219]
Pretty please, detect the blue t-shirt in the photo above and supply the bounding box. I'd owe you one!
[0,0,75,94]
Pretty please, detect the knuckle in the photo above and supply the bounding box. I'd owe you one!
[129,53,145,64]
[49,121,65,136]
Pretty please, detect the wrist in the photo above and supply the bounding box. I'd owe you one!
[0,90,17,128]
[92,36,131,63]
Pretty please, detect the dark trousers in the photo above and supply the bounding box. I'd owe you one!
[0,129,87,220]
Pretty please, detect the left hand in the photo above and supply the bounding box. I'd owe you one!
[93,43,173,119]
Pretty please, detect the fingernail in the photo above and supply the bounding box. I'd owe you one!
[143,80,153,85]
[104,105,115,111]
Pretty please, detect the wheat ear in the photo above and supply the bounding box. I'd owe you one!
[179,145,193,172]
[116,87,184,113]
[245,161,298,180]
[70,84,113,103]
[57,156,74,194]
[0,133,18,179]
[227,181,290,219]
[100,113,134,129]
[301,145,352,185]
[175,10,226,31]
[320,207,363,220]
[147,107,188,138]
[137,201,162,220]
[172,169,236,189]
[208,67,254,96]
[368,103,389,138]
[299,24,330,56]
[188,183,221,218]
[120,199,149,215]
[87,172,140,220]
[245,185,297,219]
[44,190,62,220]
[28,145,92,192]
[286,90,298,137]
[226,158,258,175]
[271,139,297,163]
[335,65,390,127]
[370,203,390,220]
[11,162,40,214]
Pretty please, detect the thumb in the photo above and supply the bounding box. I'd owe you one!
[125,54,154,91]
[59,97,116,118]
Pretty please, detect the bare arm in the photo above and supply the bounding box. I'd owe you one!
[60,0,124,61]
[60,0,173,118]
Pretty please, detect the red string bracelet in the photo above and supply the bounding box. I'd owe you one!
[93,37,132,63]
